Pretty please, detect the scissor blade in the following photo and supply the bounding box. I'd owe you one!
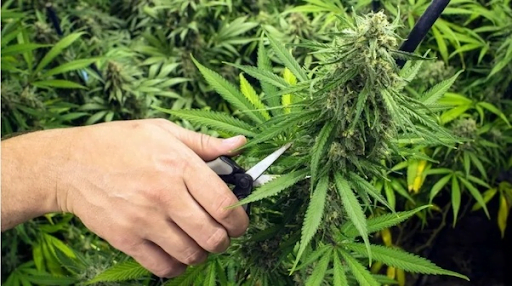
[246,143,291,181]
[253,174,280,187]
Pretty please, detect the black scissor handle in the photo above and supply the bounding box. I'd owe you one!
[206,156,252,213]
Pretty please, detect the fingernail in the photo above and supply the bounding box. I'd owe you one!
[222,136,244,147]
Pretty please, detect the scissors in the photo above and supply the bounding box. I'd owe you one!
[206,143,291,214]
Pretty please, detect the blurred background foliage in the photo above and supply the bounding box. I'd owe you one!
[1,0,511,285]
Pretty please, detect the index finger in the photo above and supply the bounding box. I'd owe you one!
[182,151,249,237]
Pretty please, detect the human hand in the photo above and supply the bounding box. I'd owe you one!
[2,119,249,278]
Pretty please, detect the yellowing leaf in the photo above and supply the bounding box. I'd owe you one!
[370,261,383,274]
[381,228,393,247]
[387,266,396,279]
[471,188,497,211]
[408,160,428,193]
[239,73,271,120]
[283,67,297,85]
[282,67,297,114]
[397,268,406,286]
[498,194,509,238]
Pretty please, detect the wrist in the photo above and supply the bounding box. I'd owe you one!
[1,128,71,230]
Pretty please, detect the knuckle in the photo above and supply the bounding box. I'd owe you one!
[182,248,207,265]
[153,262,187,278]
[213,195,238,221]
[199,133,212,152]
[204,228,229,253]
[109,235,139,252]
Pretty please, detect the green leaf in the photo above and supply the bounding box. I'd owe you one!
[420,71,463,106]
[35,32,85,73]
[1,43,49,56]
[459,177,490,218]
[266,32,308,82]
[477,102,511,126]
[338,249,380,286]
[349,173,394,211]
[305,248,332,286]
[344,243,469,280]
[467,152,487,180]
[231,63,290,89]
[258,38,281,115]
[294,245,331,271]
[154,107,257,137]
[333,250,349,286]
[44,58,99,78]
[205,263,216,286]
[230,169,308,206]
[429,174,452,202]
[243,110,320,149]
[451,176,461,227]
[85,260,150,284]
[310,122,334,185]
[32,80,86,89]
[163,265,207,286]
[341,205,432,237]
[239,73,271,120]
[334,172,371,263]
[292,176,329,271]
[192,56,265,124]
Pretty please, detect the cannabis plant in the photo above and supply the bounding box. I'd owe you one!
[94,10,470,285]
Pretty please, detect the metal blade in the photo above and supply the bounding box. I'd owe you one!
[246,143,291,181]
[253,175,280,187]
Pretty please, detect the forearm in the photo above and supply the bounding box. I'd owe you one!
[1,129,68,231]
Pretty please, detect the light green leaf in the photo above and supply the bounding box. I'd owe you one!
[154,107,257,137]
[338,249,380,286]
[239,73,271,120]
[292,176,329,271]
[230,169,308,206]
[341,205,432,237]
[36,32,85,73]
[421,70,463,106]
[305,248,332,286]
[266,32,308,82]
[345,243,469,280]
[85,260,150,284]
[334,172,371,263]
[44,58,99,78]
[192,56,264,124]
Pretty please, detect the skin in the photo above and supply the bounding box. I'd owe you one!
[1,118,249,278]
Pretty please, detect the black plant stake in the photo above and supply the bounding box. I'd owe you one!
[372,0,380,12]
[45,2,103,82]
[397,0,451,67]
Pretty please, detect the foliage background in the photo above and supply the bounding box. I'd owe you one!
[1,0,511,285]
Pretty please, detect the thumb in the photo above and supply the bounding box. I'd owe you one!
[173,127,247,161]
